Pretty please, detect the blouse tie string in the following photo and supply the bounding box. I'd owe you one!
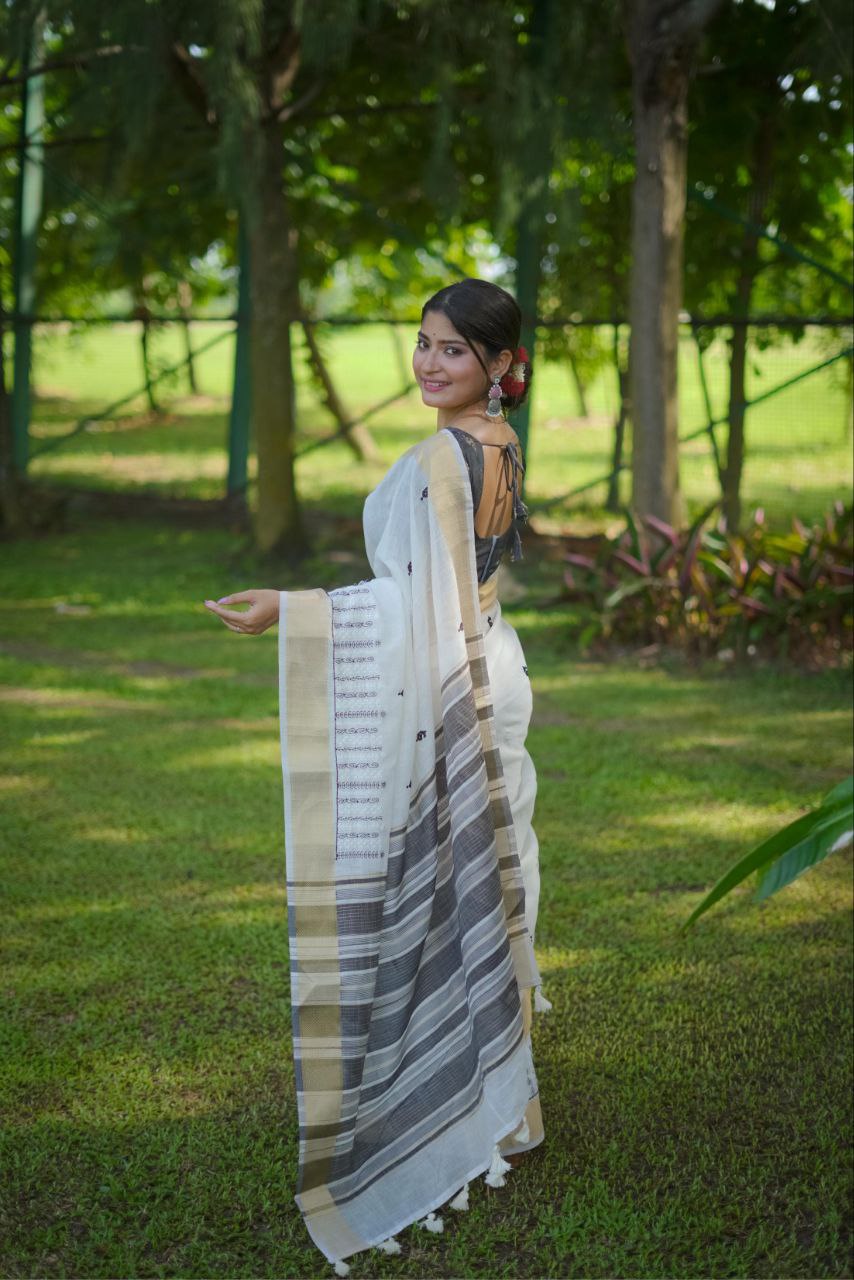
[477,436,529,564]
[500,443,528,563]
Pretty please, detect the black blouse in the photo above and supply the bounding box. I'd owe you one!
[445,427,529,583]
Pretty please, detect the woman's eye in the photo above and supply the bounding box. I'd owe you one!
[415,339,462,355]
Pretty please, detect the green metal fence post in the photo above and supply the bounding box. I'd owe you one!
[691,324,725,491]
[11,11,46,474]
[510,0,555,480]
[513,224,539,470]
[227,217,251,500]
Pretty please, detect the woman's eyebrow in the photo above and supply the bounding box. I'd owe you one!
[417,330,469,346]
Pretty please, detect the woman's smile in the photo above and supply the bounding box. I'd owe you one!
[422,378,450,391]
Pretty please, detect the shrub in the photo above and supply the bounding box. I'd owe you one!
[562,500,853,663]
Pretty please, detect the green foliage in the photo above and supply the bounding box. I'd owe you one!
[562,500,853,662]
[0,3,233,321]
[683,777,854,929]
[3,0,851,353]
[686,0,853,322]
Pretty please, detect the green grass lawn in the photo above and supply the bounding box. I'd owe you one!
[1,505,852,1277]
[21,320,854,531]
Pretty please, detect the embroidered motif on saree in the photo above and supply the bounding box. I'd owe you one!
[277,429,543,1268]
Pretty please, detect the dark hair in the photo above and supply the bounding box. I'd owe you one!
[420,277,532,413]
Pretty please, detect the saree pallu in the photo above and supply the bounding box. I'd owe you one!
[277,428,545,1269]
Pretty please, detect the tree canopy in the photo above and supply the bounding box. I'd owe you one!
[1,0,850,542]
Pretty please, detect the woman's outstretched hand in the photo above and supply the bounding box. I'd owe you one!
[203,589,280,635]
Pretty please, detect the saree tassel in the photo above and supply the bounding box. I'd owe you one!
[417,1211,444,1233]
[484,1143,512,1186]
[376,1236,402,1254]
[449,1182,470,1211]
[333,1262,351,1276]
[534,986,553,1013]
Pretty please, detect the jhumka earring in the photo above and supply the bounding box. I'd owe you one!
[486,374,504,418]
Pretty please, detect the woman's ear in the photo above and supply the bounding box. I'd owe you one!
[491,349,514,380]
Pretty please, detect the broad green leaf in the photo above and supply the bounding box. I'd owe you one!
[696,550,735,581]
[823,778,854,808]
[755,811,853,900]
[681,778,853,930]
[604,576,673,610]
[578,621,601,650]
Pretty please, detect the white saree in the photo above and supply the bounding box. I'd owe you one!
[277,427,549,1271]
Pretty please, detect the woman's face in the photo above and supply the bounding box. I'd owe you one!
[413,310,511,414]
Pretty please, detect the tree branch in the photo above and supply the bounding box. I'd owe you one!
[0,132,112,154]
[169,42,215,127]
[298,98,439,123]
[655,0,727,45]
[0,50,18,83]
[0,44,142,88]
[267,25,301,112]
[266,76,326,126]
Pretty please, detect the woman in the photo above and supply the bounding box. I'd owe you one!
[204,278,551,1275]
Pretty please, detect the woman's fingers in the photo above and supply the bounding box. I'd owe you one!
[216,590,256,605]
[203,601,260,633]
[213,605,254,624]
[203,590,278,636]
[204,600,251,620]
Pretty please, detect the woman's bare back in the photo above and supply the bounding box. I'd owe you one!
[447,418,523,539]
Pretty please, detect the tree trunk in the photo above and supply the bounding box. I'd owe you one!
[389,323,410,387]
[511,0,557,465]
[302,320,380,463]
[134,286,159,414]
[626,0,723,534]
[177,280,199,395]
[244,120,305,557]
[724,311,749,533]
[628,33,686,527]
[606,324,629,511]
[567,346,590,419]
[0,295,23,533]
[141,318,158,412]
[724,113,775,532]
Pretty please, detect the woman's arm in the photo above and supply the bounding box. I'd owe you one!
[203,589,280,635]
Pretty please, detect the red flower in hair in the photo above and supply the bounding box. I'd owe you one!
[499,345,529,397]
[500,373,526,396]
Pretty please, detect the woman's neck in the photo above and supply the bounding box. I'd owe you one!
[437,395,494,429]
[436,406,506,432]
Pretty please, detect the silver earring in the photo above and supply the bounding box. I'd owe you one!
[486,374,504,418]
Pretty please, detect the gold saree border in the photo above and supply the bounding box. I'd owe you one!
[280,588,345,1198]
[424,431,540,993]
